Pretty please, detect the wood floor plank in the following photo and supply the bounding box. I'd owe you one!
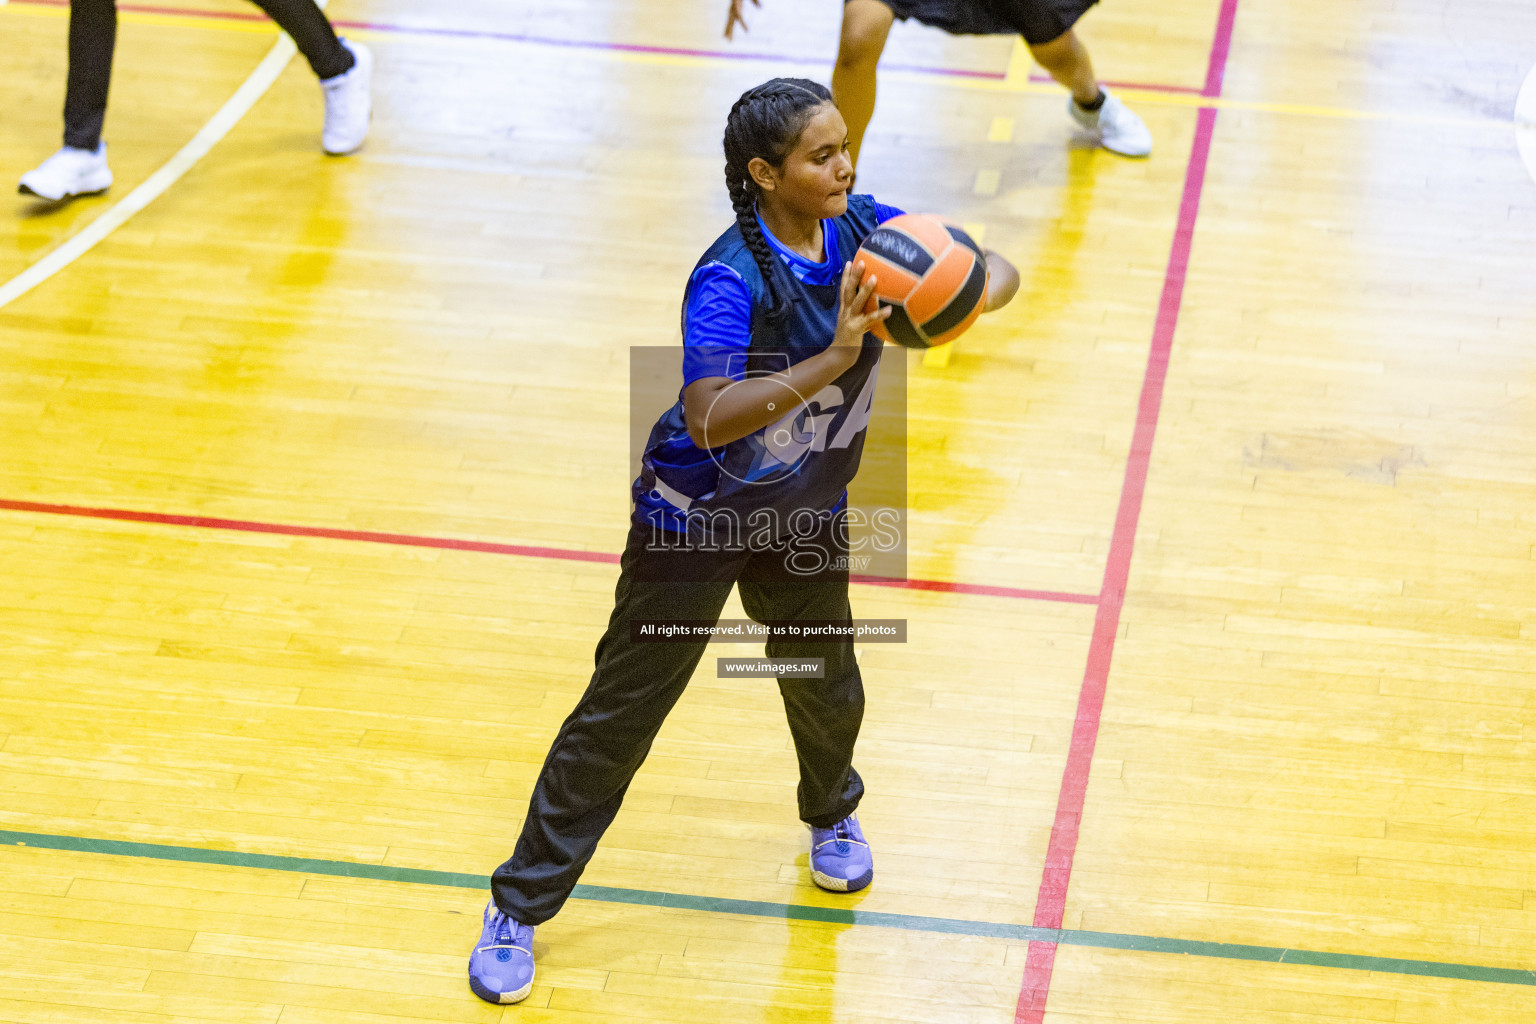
[5,0,1536,1019]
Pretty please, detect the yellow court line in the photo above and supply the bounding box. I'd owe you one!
[1004,37,1032,86]
[2,2,1512,129]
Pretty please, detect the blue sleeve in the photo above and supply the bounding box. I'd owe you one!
[873,200,905,223]
[681,262,753,386]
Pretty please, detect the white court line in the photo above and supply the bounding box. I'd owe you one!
[0,8,326,311]
[1517,61,1536,187]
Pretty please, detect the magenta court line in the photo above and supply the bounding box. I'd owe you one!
[1027,72,1201,96]
[1012,0,1239,1021]
[9,0,1203,93]
[0,499,1098,606]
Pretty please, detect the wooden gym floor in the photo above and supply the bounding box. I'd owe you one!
[2,0,1535,1020]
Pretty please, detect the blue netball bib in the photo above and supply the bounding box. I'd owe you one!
[635,194,898,544]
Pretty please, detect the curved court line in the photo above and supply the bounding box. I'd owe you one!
[0,498,1101,604]
[1517,61,1536,185]
[5,828,1536,990]
[0,11,315,312]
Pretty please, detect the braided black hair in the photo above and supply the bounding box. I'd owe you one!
[722,78,834,323]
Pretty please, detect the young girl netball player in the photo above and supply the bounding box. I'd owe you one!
[467,77,1019,1004]
[725,0,1152,165]
[19,0,370,201]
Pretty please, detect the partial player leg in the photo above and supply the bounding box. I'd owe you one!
[833,0,895,168]
[1031,28,1152,157]
[249,0,351,77]
[488,523,743,927]
[738,512,871,892]
[63,0,115,150]
[739,581,865,827]
[247,0,372,153]
[19,0,116,200]
[1028,28,1099,106]
[473,523,743,1005]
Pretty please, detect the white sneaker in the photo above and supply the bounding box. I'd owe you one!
[1068,89,1152,158]
[321,38,372,155]
[18,144,113,201]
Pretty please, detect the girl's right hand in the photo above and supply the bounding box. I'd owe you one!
[724,0,760,39]
[833,260,891,349]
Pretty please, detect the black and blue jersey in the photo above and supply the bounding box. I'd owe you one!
[634,194,904,540]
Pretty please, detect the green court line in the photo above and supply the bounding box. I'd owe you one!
[4,828,1534,988]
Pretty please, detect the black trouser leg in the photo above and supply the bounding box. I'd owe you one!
[491,522,745,926]
[59,0,351,152]
[248,0,352,79]
[63,0,115,150]
[492,512,868,925]
[738,513,865,828]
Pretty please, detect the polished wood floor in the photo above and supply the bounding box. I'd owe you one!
[2,0,1535,1021]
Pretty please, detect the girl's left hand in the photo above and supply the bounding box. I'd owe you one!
[982,249,1021,312]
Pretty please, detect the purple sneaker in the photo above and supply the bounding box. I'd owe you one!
[809,813,874,892]
[468,900,534,1004]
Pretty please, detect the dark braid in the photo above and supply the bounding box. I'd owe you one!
[722,78,834,323]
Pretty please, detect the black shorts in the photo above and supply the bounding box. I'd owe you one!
[864,0,1097,45]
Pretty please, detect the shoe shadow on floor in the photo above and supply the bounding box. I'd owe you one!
[15,190,108,217]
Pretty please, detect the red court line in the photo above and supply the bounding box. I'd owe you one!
[9,0,1210,93]
[1202,0,1241,97]
[0,499,1098,606]
[1026,72,1202,96]
[0,498,621,565]
[853,574,1097,604]
[1013,0,1239,1020]
[8,0,999,79]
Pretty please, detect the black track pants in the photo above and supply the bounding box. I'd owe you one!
[62,0,352,149]
[491,515,866,926]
